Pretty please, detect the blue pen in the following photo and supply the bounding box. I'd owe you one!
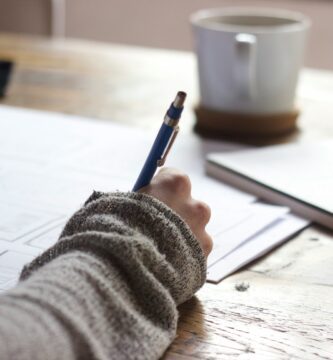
[132,91,187,191]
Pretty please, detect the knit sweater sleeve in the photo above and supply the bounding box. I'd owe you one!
[0,191,206,360]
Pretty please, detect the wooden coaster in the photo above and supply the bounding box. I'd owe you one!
[194,105,299,139]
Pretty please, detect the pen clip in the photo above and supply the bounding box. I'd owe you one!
[157,126,179,167]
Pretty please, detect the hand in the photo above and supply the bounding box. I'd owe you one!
[139,168,213,258]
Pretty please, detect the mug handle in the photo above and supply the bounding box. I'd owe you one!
[234,33,257,99]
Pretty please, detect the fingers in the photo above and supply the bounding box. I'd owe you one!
[154,168,192,198]
[139,167,213,258]
[181,199,213,257]
[198,231,213,257]
[141,168,192,206]
[188,199,211,227]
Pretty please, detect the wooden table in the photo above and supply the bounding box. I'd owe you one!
[1,33,332,359]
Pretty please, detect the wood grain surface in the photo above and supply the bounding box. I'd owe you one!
[0,33,332,359]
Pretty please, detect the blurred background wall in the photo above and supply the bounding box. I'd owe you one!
[0,0,332,70]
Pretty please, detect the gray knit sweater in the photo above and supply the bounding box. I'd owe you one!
[0,191,206,360]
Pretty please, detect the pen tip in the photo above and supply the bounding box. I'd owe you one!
[173,91,187,108]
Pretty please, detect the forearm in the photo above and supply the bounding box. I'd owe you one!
[0,251,175,360]
[0,192,206,360]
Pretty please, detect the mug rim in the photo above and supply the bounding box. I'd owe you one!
[190,7,311,34]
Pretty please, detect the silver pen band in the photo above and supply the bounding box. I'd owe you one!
[163,115,179,127]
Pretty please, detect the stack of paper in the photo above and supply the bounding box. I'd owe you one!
[190,176,308,282]
[0,106,309,290]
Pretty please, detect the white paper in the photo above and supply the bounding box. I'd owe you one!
[207,204,289,267]
[0,105,309,289]
[207,214,309,283]
[0,202,63,242]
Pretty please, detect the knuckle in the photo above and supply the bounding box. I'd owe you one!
[199,232,213,257]
[164,172,191,194]
[204,235,213,255]
[191,200,211,224]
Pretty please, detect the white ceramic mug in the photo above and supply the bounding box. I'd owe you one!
[191,8,311,114]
